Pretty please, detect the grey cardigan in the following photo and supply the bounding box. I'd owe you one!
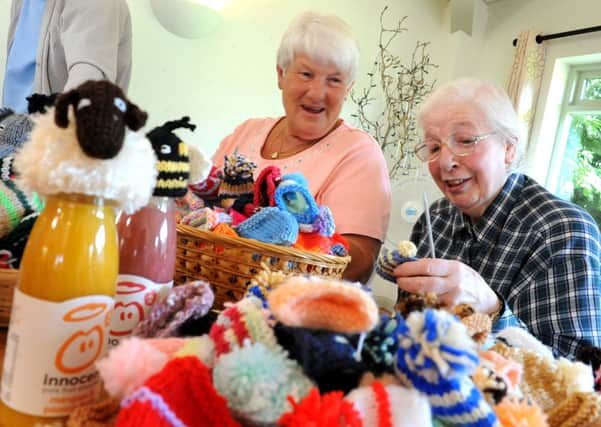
[7,0,132,94]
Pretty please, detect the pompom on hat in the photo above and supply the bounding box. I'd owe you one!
[115,356,240,427]
[237,206,298,246]
[212,342,313,426]
[279,387,362,427]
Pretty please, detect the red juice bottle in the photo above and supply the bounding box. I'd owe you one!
[109,117,197,346]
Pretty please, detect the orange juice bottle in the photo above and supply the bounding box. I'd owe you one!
[0,193,118,427]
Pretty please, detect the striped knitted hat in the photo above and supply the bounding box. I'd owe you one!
[0,177,43,240]
[146,117,195,198]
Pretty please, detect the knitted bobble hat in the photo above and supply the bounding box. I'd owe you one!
[0,178,43,239]
[274,173,319,226]
[218,152,257,210]
[115,356,240,427]
[212,342,314,426]
[253,165,281,208]
[133,280,215,338]
[345,381,433,427]
[274,323,366,394]
[394,308,499,427]
[267,276,379,334]
[237,206,299,246]
[146,117,196,198]
[376,241,418,283]
[209,296,278,358]
[0,107,34,158]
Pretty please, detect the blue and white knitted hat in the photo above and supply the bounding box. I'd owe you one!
[394,308,499,427]
[274,173,319,226]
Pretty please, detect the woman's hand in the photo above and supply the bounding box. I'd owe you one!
[394,258,500,314]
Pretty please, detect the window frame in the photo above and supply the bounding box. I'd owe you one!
[545,63,601,192]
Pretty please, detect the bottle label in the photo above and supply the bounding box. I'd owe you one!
[1,290,113,416]
[108,274,173,347]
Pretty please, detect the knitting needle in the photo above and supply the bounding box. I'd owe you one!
[423,192,436,258]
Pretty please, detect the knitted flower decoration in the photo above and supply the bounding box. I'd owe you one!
[394,308,499,427]
[212,342,313,425]
[279,387,362,427]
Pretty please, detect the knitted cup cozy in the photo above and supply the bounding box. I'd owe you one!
[267,276,379,334]
[0,178,43,239]
[297,205,336,237]
[115,356,240,427]
[146,116,196,198]
[344,381,433,427]
[133,280,215,338]
[394,308,499,427]
[273,173,319,226]
[208,296,278,358]
[236,206,298,246]
[212,342,313,426]
[279,387,363,427]
[274,323,366,394]
[360,313,405,375]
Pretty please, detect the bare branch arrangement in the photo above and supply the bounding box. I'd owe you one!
[351,6,437,178]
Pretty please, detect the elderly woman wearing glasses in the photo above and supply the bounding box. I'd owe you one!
[393,78,600,358]
[212,12,391,283]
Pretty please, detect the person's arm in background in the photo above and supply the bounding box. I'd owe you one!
[342,234,381,283]
[60,0,132,91]
[316,132,391,284]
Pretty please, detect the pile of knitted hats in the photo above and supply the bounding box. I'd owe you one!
[0,94,57,267]
[68,269,601,427]
[178,152,348,256]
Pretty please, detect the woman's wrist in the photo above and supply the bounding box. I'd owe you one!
[489,290,505,323]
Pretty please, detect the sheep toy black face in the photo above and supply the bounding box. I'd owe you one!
[54,80,148,159]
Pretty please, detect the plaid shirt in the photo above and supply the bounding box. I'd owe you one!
[410,173,601,358]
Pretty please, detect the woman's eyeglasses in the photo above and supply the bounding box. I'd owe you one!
[414,132,497,162]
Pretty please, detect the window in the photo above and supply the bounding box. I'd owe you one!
[547,64,601,226]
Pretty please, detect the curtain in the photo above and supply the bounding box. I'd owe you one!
[506,30,546,148]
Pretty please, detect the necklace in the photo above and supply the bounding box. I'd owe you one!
[265,118,342,160]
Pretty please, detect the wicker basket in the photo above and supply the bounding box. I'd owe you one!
[0,269,17,327]
[175,223,351,310]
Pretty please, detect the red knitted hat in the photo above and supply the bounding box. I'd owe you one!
[115,356,240,427]
[253,165,282,208]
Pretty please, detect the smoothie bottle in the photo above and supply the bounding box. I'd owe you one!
[109,196,177,346]
[0,194,118,427]
[109,116,197,346]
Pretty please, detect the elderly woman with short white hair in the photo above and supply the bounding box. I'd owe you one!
[212,12,391,283]
[393,77,601,358]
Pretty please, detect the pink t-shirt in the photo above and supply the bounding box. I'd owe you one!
[212,117,391,241]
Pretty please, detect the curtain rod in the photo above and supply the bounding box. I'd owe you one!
[512,25,601,46]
